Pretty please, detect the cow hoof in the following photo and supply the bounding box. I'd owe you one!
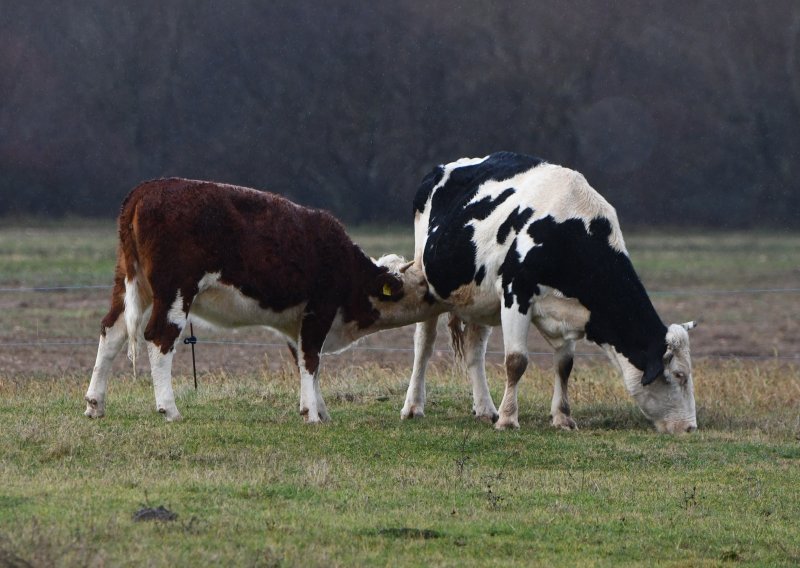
[84,396,105,418]
[401,405,425,420]
[84,407,105,419]
[552,414,578,430]
[473,407,499,424]
[158,407,182,422]
[495,417,519,430]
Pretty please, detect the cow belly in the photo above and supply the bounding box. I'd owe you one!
[531,292,590,344]
[190,282,305,338]
[446,281,503,326]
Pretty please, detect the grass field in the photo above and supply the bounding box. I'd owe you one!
[1,223,799,566]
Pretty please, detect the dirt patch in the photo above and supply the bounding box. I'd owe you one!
[0,288,797,377]
[132,506,177,522]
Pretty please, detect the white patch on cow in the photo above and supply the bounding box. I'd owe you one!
[189,273,305,339]
[323,309,362,354]
[167,291,186,326]
[198,271,221,292]
[463,164,628,264]
[124,275,143,373]
[514,228,539,260]
[296,336,329,423]
[147,342,181,421]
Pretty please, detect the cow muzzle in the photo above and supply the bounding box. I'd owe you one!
[655,419,698,434]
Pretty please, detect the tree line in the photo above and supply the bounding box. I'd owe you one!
[1,0,799,228]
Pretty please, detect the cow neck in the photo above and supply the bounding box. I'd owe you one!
[582,261,667,374]
[341,244,384,330]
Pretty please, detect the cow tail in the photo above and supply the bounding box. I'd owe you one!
[448,313,466,368]
[118,190,145,377]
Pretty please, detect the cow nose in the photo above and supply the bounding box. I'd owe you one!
[686,425,697,433]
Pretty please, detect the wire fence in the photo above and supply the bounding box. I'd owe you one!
[2,283,800,296]
[1,282,798,362]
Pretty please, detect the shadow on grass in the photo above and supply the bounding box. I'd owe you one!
[364,527,443,540]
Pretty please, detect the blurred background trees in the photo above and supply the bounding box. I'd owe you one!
[1,0,798,228]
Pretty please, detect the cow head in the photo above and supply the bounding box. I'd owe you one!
[634,321,698,433]
[370,254,437,327]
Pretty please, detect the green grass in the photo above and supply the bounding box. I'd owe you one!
[1,363,799,566]
[1,222,799,565]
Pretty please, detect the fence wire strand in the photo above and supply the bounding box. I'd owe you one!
[1,337,797,361]
[0,282,798,361]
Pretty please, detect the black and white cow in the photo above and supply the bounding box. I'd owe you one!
[400,152,698,433]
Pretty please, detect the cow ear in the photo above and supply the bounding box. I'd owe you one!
[374,272,404,301]
[642,355,664,386]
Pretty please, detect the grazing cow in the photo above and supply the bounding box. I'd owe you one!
[400,152,698,433]
[84,178,430,422]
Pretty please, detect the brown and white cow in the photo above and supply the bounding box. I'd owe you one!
[84,178,430,422]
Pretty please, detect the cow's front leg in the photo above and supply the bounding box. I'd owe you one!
[551,342,577,430]
[297,309,334,423]
[464,323,498,423]
[401,316,439,419]
[496,306,531,430]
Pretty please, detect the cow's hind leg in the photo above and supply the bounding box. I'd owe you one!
[496,306,531,430]
[144,294,188,421]
[464,323,498,423]
[85,286,127,418]
[401,316,439,419]
[551,341,577,430]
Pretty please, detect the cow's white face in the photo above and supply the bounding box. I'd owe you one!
[370,254,438,328]
[632,323,697,433]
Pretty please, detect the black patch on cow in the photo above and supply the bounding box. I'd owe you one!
[413,165,445,214]
[497,206,534,245]
[423,188,515,299]
[474,265,486,285]
[501,215,667,372]
[418,152,544,300]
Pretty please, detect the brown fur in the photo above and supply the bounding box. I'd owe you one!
[448,313,466,365]
[100,178,403,365]
[505,352,528,385]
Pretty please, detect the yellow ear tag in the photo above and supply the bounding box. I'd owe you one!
[382,283,393,297]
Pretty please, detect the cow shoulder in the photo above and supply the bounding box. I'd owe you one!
[421,152,545,300]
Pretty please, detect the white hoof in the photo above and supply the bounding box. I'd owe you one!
[84,395,105,419]
[473,406,499,424]
[495,416,519,430]
[401,405,425,420]
[552,413,578,430]
[158,407,182,422]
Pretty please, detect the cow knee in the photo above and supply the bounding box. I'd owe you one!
[505,352,528,384]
